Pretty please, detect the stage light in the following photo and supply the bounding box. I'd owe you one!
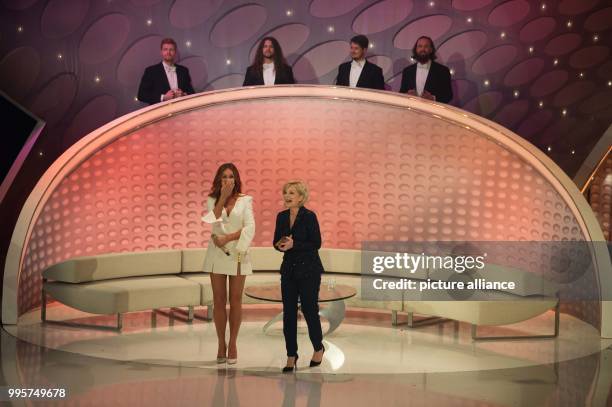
[528,46,534,54]
[226,59,231,65]
[17,26,23,33]
[285,9,293,16]
[541,3,546,10]
[562,108,567,116]
[94,75,101,83]
[608,81,612,87]
[146,19,152,26]
[327,25,335,33]
[450,68,455,76]
[38,151,43,156]
[553,58,559,66]
[429,1,435,7]
[513,90,519,98]
[134,96,138,101]
[369,42,374,48]
[571,150,575,155]
[500,32,506,39]
[566,20,572,28]
[593,34,599,42]
[483,79,490,87]
[466,17,473,23]
[547,146,551,152]
[578,72,584,79]
[538,101,544,108]
[57,53,63,60]
[185,40,191,47]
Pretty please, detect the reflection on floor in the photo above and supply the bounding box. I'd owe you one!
[2,303,612,406]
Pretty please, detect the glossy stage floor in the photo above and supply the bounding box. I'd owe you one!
[2,303,612,406]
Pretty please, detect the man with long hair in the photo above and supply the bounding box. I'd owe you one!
[335,35,385,90]
[243,37,296,86]
[137,38,195,105]
[399,36,453,103]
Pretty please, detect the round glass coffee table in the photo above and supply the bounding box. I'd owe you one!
[244,283,356,336]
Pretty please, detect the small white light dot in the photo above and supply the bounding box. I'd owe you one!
[538,101,544,108]
[553,58,559,66]
[541,3,546,10]
[571,149,575,155]
[607,81,612,87]
[57,53,63,60]
[146,19,152,26]
[500,32,506,39]
[134,96,138,101]
[466,17,473,23]
[38,151,43,156]
[17,26,23,33]
[513,90,520,98]
[450,68,455,76]
[369,42,374,48]
[528,46,534,53]
[562,108,567,116]
[94,75,101,83]
[484,79,490,86]
[566,20,573,28]
[593,34,599,42]
[327,25,335,33]
[285,9,293,16]
[578,72,584,78]
[185,40,191,47]
[547,146,552,152]
[226,59,231,65]
[429,1,435,6]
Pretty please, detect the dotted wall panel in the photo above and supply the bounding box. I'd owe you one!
[16,96,600,329]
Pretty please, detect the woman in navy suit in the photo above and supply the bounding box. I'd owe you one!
[274,181,325,372]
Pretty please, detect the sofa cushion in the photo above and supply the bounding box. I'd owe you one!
[43,250,181,283]
[44,275,200,314]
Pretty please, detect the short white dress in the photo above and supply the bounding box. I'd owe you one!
[202,194,255,275]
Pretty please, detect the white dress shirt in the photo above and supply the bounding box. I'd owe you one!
[416,60,431,96]
[262,62,275,85]
[161,61,178,101]
[349,59,365,88]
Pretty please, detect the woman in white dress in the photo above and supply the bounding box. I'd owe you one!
[202,163,255,364]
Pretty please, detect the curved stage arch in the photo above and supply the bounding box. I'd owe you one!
[2,85,610,336]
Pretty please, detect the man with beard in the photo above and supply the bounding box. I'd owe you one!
[137,38,195,105]
[243,37,295,86]
[399,36,453,103]
[335,35,385,90]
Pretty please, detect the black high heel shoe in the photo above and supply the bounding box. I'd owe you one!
[282,355,298,373]
[309,346,325,367]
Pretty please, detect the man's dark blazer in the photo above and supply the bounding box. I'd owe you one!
[335,60,385,90]
[243,64,296,86]
[399,60,453,103]
[137,62,195,105]
[273,206,324,278]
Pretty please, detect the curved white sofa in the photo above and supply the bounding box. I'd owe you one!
[42,248,559,338]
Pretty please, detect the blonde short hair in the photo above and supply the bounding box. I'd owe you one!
[282,180,309,206]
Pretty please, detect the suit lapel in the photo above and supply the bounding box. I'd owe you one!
[423,62,433,93]
[356,61,368,87]
[158,62,171,90]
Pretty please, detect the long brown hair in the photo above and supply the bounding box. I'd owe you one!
[209,163,242,201]
[251,36,287,76]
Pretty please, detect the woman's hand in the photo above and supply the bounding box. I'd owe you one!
[213,234,229,248]
[278,235,293,251]
[219,180,234,201]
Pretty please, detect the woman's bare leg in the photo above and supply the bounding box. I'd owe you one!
[228,265,246,360]
[210,273,228,358]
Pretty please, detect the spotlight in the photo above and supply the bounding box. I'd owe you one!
[94,75,101,83]
[327,25,335,33]
[285,9,293,16]
[593,34,599,42]
[538,101,544,108]
[450,68,455,76]
[547,146,552,152]
[483,79,490,86]
[57,53,63,60]
[561,108,567,116]
[513,90,520,98]
[528,46,534,54]
[429,1,435,6]
[541,3,546,10]
[500,32,506,39]
[571,150,575,155]
[185,40,191,47]
[226,59,231,65]
[553,59,559,66]
[17,26,23,33]
[566,20,572,28]
[466,17,473,23]
[146,19,152,26]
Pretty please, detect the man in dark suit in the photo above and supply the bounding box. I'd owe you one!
[335,35,385,90]
[399,36,453,103]
[243,36,295,86]
[137,38,195,105]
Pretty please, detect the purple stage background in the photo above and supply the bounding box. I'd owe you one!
[0,0,610,177]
